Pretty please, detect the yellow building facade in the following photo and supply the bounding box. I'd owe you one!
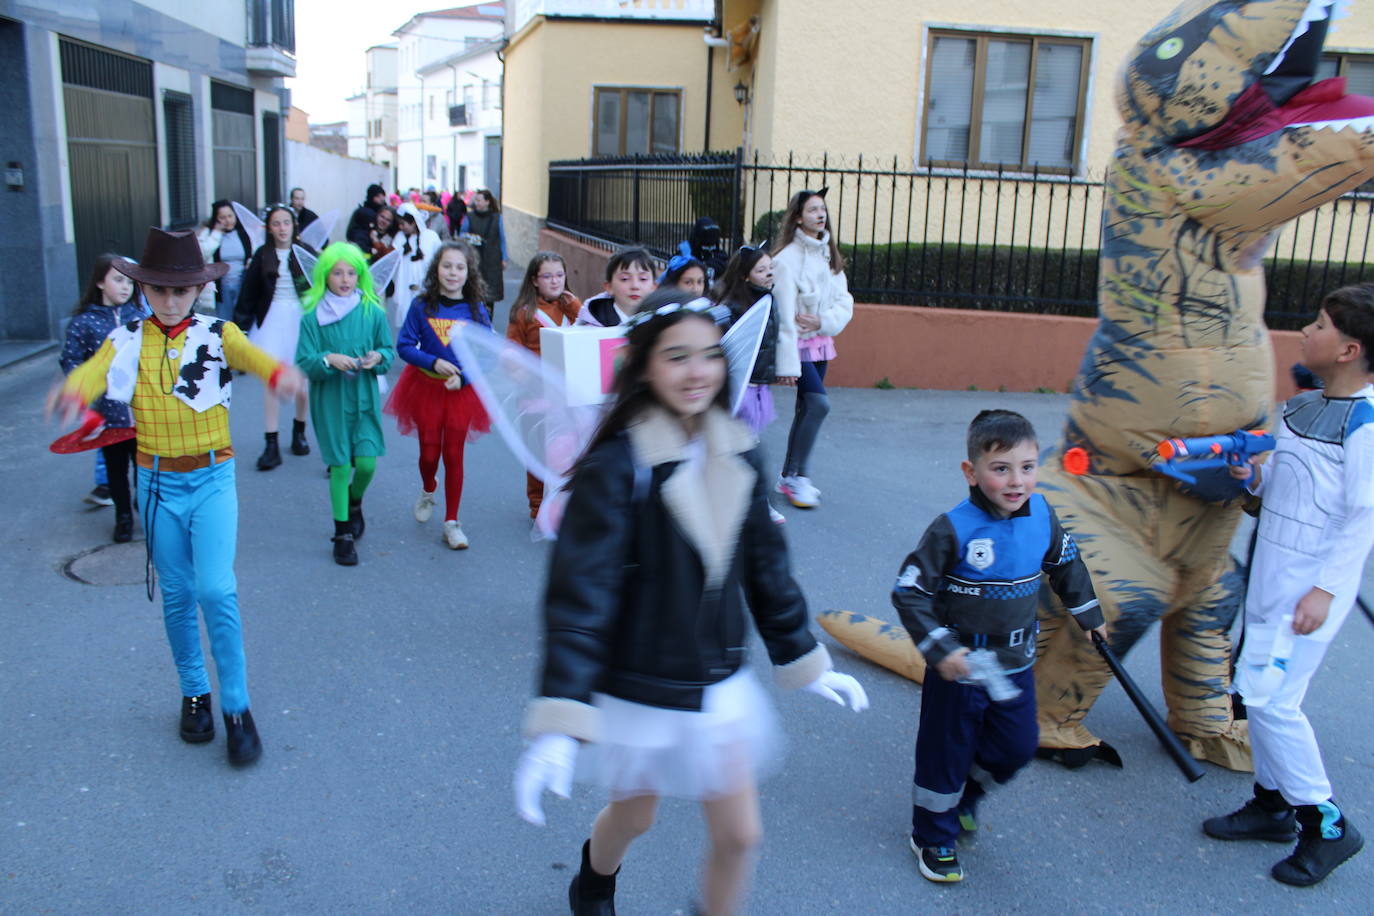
[502,0,1374,261]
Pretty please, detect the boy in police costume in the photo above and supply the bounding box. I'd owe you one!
[892,409,1105,883]
[53,227,305,767]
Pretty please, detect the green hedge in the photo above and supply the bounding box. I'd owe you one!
[832,241,1366,331]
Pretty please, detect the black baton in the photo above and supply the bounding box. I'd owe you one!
[1092,631,1205,783]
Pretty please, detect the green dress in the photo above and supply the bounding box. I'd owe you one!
[295,303,394,467]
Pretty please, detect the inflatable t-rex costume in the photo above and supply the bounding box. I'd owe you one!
[823,0,1374,770]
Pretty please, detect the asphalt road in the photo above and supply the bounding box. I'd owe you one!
[3,305,1372,914]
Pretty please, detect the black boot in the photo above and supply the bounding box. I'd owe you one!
[256,432,282,471]
[332,520,358,566]
[568,840,617,915]
[1203,783,1296,842]
[224,710,262,766]
[1272,803,1364,886]
[113,512,134,543]
[290,419,311,456]
[348,499,366,539]
[179,693,214,743]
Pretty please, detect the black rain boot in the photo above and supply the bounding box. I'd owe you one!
[1203,783,1296,842]
[256,432,282,471]
[568,839,618,915]
[332,520,358,566]
[290,419,311,456]
[179,693,214,743]
[1272,802,1364,886]
[113,512,134,543]
[224,710,262,766]
[348,499,365,539]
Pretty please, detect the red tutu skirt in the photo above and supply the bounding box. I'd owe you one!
[384,364,492,441]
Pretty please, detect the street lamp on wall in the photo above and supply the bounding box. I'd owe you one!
[733,80,748,106]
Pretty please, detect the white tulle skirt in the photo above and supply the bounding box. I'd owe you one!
[578,668,783,801]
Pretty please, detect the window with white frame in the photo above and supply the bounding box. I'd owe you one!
[463,84,475,110]
[922,30,1090,173]
[593,87,681,157]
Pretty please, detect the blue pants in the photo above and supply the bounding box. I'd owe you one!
[137,457,251,713]
[912,666,1037,847]
[94,450,107,486]
[217,274,242,322]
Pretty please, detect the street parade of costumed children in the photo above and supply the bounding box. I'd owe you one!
[51,227,307,767]
[294,242,395,567]
[35,0,1374,906]
[386,240,493,550]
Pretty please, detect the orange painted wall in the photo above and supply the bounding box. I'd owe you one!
[539,229,1306,401]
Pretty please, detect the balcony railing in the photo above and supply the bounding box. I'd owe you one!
[511,0,712,34]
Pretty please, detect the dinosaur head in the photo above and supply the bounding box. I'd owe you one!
[1120,0,1349,143]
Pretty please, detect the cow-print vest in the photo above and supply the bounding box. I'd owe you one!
[106,314,234,414]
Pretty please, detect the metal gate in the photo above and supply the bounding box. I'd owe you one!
[484,135,501,198]
[261,110,281,205]
[60,39,159,273]
[212,81,256,205]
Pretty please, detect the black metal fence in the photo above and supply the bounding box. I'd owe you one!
[546,150,1374,331]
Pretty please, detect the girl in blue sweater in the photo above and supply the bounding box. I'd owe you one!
[385,241,493,549]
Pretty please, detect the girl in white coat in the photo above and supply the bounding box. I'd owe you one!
[390,207,441,331]
[770,189,853,509]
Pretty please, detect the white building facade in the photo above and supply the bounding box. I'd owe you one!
[346,44,399,184]
[392,5,504,194]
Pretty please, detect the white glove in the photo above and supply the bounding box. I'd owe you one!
[513,733,578,826]
[803,670,869,712]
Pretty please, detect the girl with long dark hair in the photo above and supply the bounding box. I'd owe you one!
[514,286,867,916]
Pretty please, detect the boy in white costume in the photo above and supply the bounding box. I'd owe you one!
[1203,283,1374,887]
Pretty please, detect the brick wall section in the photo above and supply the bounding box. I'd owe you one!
[540,228,1305,400]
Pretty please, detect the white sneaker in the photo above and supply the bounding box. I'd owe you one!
[414,489,436,523]
[768,505,786,525]
[778,476,820,509]
[443,520,469,550]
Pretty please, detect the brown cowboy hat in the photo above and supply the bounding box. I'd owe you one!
[114,227,228,286]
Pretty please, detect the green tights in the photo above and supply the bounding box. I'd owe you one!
[330,457,378,521]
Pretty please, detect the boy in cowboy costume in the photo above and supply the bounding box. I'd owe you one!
[52,227,305,766]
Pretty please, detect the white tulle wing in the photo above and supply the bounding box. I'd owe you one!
[450,323,602,538]
[298,209,338,252]
[369,248,402,296]
[292,245,318,286]
[720,297,770,414]
[231,201,265,252]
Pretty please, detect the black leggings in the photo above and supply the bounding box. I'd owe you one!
[100,438,137,516]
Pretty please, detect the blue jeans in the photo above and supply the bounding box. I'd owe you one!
[138,457,251,713]
[218,273,243,323]
[94,450,107,486]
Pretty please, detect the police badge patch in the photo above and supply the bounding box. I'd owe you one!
[966,538,994,570]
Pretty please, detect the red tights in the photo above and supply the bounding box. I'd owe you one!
[418,429,468,522]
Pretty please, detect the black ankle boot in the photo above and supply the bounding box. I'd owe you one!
[224,710,262,766]
[113,512,134,543]
[348,499,365,539]
[290,419,310,456]
[1273,803,1364,886]
[1204,783,1296,842]
[569,839,618,915]
[332,520,358,566]
[179,693,214,743]
[256,432,282,471]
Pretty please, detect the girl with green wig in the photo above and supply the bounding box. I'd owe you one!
[295,242,395,565]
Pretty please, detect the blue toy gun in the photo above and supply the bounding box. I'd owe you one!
[1154,430,1275,486]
